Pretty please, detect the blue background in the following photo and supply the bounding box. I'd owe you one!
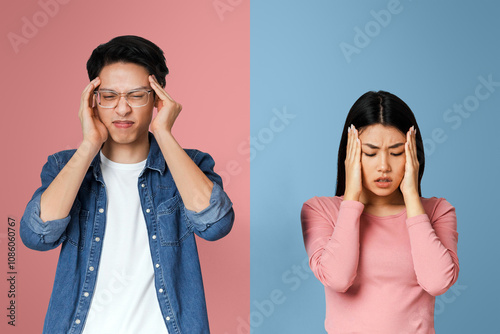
[251,1,500,333]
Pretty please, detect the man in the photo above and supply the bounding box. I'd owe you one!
[20,35,234,334]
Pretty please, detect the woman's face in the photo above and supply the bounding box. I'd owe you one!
[358,124,407,199]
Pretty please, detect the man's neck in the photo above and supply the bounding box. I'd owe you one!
[100,133,150,164]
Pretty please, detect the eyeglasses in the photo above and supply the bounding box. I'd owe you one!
[94,89,153,108]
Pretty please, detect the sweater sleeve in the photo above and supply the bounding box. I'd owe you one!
[406,198,459,296]
[301,197,365,292]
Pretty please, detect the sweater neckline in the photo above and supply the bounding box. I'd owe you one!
[361,208,407,219]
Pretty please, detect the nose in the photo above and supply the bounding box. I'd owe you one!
[377,152,391,173]
[115,95,131,117]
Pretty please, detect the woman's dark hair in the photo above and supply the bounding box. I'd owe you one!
[86,35,169,87]
[335,90,425,197]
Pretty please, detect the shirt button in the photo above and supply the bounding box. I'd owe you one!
[166,316,171,321]
[83,292,89,297]
[89,266,94,271]
[95,237,100,242]
[152,235,157,240]
[141,183,145,188]
[159,288,164,293]
[155,263,160,268]
[146,208,151,213]
[75,319,81,324]
[99,208,104,213]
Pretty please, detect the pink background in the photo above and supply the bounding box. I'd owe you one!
[0,0,249,333]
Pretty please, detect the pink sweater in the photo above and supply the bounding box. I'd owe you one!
[301,196,459,334]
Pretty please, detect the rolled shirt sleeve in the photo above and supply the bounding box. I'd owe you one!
[182,149,235,241]
[20,153,75,251]
[184,182,233,231]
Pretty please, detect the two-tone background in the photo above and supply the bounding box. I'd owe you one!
[1,0,498,333]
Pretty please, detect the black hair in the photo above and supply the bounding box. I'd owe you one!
[335,91,425,197]
[86,35,169,87]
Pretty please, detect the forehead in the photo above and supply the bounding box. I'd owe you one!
[358,124,405,145]
[98,62,150,91]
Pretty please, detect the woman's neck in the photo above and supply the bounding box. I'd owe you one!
[359,188,405,208]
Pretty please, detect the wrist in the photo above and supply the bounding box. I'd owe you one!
[151,126,172,138]
[79,140,101,159]
[343,191,361,202]
[402,190,420,202]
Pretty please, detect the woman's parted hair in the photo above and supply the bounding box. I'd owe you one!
[86,35,169,87]
[335,91,425,197]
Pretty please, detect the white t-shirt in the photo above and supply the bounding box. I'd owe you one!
[82,151,169,334]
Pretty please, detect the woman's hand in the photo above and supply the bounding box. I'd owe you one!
[400,126,426,217]
[400,126,420,198]
[78,77,108,153]
[344,124,363,201]
[148,75,182,135]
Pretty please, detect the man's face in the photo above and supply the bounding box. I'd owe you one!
[96,62,155,147]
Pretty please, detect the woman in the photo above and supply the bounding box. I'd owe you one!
[301,91,459,334]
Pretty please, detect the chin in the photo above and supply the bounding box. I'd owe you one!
[106,132,136,144]
[366,186,400,197]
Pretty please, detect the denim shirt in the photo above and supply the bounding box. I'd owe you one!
[20,132,235,334]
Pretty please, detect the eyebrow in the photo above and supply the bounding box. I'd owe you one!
[98,86,150,92]
[363,143,405,149]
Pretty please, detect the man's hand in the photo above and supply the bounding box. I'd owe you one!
[78,77,108,153]
[148,74,182,134]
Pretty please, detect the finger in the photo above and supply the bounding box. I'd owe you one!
[149,75,174,102]
[407,128,417,167]
[82,77,100,109]
[347,125,354,162]
[351,125,357,158]
[346,125,351,160]
[405,130,411,162]
[355,131,361,162]
[410,127,416,157]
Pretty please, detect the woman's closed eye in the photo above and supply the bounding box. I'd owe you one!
[363,152,404,157]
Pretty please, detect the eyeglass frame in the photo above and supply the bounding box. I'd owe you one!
[94,89,154,108]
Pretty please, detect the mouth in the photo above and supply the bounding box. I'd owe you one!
[375,177,392,182]
[374,177,392,188]
[113,120,134,129]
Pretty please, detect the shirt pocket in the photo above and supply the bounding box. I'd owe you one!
[66,209,89,251]
[156,194,190,246]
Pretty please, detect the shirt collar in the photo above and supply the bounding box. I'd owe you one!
[90,132,166,180]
